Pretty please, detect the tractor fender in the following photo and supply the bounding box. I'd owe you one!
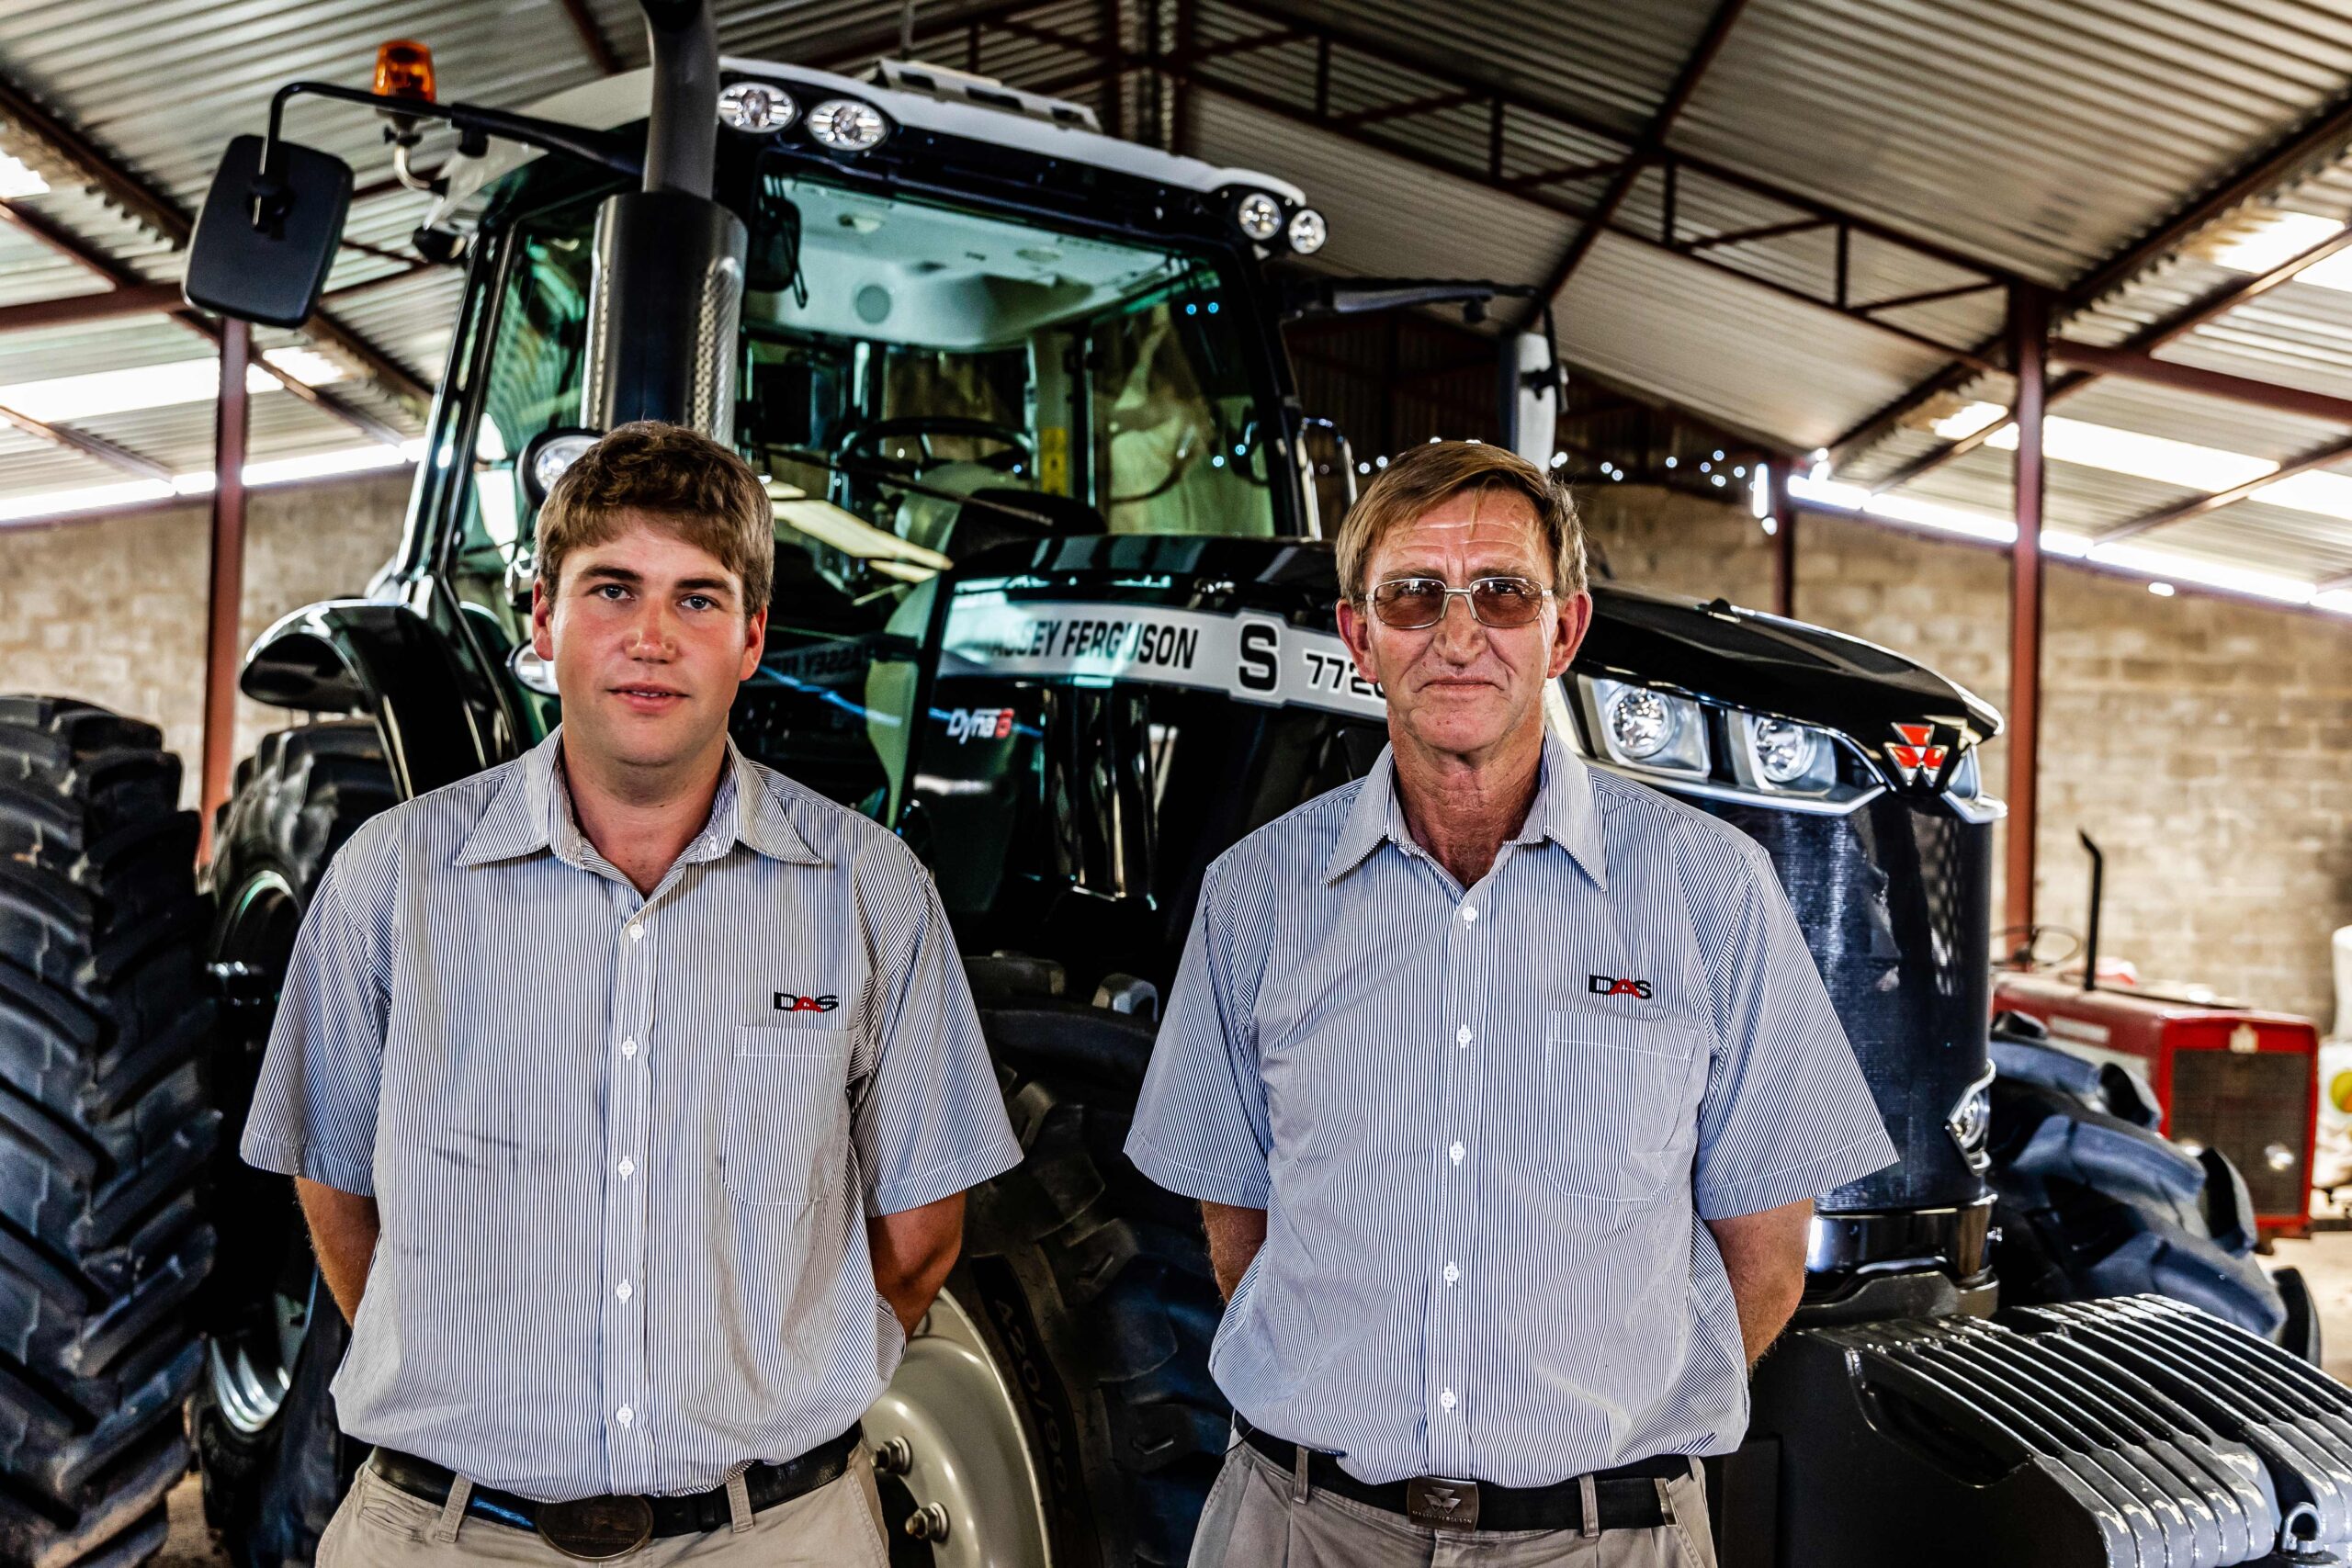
[240,598,503,798]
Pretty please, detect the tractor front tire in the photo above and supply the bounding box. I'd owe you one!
[192,722,395,1568]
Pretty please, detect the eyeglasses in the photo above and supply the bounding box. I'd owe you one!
[1365,575,1555,629]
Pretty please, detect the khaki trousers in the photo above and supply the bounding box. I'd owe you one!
[1188,1438,1720,1568]
[316,1458,889,1568]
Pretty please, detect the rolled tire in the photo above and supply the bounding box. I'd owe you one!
[0,696,218,1568]
[937,1010,1229,1567]
[191,722,395,1568]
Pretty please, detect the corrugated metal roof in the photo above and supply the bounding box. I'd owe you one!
[1554,231,1951,450]
[1679,0,2352,285]
[0,0,2348,594]
[1190,87,1573,301]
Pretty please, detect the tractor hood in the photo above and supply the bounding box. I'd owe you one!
[941,533,2001,805]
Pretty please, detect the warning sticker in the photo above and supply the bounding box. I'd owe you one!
[941,594,1385,721]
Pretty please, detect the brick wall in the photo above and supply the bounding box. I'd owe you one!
[0,469,413,808]
[1578,482,2352,1028]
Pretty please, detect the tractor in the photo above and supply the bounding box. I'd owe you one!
[1,5,2335,1567]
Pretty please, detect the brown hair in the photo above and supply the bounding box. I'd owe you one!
[536,421,775,617]
[1333,441,1586,604]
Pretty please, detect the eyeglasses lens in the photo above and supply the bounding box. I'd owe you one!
[1370,578,1545,629]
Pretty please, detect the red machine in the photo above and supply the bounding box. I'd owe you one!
[1993,971,2318,1237]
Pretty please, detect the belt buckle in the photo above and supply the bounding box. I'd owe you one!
[535,1495,655,1561]
[1406,1474,1481,1531]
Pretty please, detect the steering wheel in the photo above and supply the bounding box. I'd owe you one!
[832,417,1033,517]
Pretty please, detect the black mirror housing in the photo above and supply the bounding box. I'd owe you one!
[185,134,353,329]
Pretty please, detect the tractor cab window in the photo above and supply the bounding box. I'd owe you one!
[735,173,1275,621]
[441,171,1282,821]
[443,200,595,661]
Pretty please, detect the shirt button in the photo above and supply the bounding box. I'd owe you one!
[1459,904,1477,923]
[1449,1141,1465,1166]
[1456,1024,1473,1047]
[616,1405,634,1427]
[616,1280,632,1302]
[1442,1262,1460,1285]
[627,922,645,942]
[617,1157,636,1179]
[622,1038,639,1059]
[1440,1389,1457,1412]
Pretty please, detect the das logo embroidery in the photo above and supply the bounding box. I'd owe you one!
[1588,974,1655,1000]
[773,992,841,1013]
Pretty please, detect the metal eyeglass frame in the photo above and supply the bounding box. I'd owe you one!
[1366,575,1557,629]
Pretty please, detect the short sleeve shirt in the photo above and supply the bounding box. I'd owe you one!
[1125,733,1895,1485]
[242,730,1022,1501]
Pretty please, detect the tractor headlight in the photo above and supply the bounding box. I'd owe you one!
[808,98,890,152]
[1286,207,1328,254]
[520,426,602,508]
[1589,678,1707,775]
[1234,191,1283,243]
[1565,674,1882,814]
[1946,1066,1995,1174]
[1738,713,1838,794]
[718,82,797,133]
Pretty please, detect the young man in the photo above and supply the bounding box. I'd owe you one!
[1128,441,1896,1566]
[242,422,1021,1567]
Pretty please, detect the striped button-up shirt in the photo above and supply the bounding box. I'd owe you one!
[242,730,1021,1501]
[1126,732,1895,1486]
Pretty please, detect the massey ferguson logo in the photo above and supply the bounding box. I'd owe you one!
[1589,975,1655,999]
[1887,722,1955,788]
[774,993,840,1013]
[945,707,1015,744]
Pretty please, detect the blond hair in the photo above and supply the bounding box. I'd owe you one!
[1333,441,1586,604]
[537,422,775,616]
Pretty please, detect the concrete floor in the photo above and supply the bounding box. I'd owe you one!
[149,1233,2352,1566]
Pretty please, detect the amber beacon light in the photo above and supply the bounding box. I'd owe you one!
[374,40,436,103]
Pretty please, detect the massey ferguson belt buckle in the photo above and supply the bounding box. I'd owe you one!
[535,1495,655,1560]
[1406,1474,1481,1530]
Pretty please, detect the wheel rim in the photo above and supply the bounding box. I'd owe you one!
[208,1264,317,1435]
[206,868,318,1437]
[864,1287,1053,1567]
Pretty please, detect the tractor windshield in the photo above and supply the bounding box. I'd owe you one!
[442,169,1284,818]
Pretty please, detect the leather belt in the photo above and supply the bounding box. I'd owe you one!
[1239,1423,1686,1533]
[368,1426,861,1559]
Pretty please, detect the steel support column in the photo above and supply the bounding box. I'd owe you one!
[1769,460,1796,617]
[198,319,251,863]
[2006,287,2048,939]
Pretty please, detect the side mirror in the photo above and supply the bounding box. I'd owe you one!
[184,133,353,329]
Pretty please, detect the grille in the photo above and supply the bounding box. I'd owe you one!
[2169,1048,2308,1216]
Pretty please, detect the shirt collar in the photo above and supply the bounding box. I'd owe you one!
[456,728,825,869]
[1321,729,1607,889]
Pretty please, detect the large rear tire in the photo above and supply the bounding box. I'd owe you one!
[0,697,218,1568]
[918,1008,1227,1567]
[191,723,395,1568]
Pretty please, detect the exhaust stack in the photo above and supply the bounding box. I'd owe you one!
[580,0,747,440]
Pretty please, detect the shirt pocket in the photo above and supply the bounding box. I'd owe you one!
[722,1026,852,1207]
[1541,1003,1706,1203]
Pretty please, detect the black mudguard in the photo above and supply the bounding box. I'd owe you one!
[240,598,514,797]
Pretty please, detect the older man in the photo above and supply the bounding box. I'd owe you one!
[1127,440,1895,1566]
